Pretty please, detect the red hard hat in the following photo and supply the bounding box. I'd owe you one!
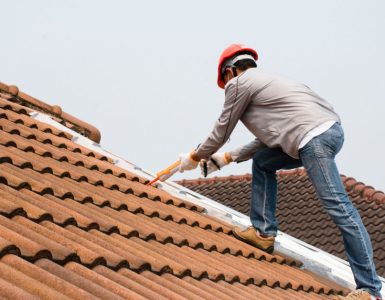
[217,44,258,89]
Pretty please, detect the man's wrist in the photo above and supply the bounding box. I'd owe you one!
[190,151,200,162]
[224,152,233,164]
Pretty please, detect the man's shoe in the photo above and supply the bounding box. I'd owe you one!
[232,226,275,254]
[335,289,379,300]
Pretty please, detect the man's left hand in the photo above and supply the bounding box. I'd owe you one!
[199,152,232,177]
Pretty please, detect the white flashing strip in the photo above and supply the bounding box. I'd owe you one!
[30,111,385,297]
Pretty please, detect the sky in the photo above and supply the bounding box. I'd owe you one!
[1,0,385,192]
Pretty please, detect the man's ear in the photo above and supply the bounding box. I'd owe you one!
[225,68,235,80]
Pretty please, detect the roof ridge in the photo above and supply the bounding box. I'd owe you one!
[0,81,101,143]
[341,175,385,205]
[175,168,308,186]
[177,169,385,205]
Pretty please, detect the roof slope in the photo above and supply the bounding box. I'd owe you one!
[0,82,348,299]
[177,170,385,277]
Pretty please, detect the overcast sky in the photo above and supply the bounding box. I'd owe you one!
[2,0,385,192]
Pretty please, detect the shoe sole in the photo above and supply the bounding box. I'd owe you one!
[232,230,274,254]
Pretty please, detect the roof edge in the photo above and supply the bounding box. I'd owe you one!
[0,81,101,143]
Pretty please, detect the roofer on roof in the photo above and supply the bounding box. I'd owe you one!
[178,44,382,300]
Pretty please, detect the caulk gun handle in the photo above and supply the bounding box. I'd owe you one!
[159,165,179,181]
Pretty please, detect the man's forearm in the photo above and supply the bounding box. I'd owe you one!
[229,139,265,163]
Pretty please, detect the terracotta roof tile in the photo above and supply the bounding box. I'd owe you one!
[0,81,348,298]
[0,108,73,139]
[2,254,96,300]
[0,83,100,142]
[177,171,385,277]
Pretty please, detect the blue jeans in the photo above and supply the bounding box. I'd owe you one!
[250,123,382,297]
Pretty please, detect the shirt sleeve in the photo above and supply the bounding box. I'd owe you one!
[229,138,266,163]
[195,78,251,160]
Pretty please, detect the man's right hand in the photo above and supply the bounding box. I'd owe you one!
[200,152,232,177]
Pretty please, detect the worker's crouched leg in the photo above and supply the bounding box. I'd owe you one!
[250,147,301,237]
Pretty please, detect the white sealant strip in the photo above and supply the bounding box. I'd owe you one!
[30,111,385,297]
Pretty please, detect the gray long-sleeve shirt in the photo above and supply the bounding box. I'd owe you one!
[195,68,341,162]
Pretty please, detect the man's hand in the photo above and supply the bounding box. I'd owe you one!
[200,152,232,177]
[179,151,199,173]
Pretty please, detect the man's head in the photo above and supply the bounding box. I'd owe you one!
[217,44,258,89]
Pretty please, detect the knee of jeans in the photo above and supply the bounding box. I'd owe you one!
[338,200,358,215]
[331,203,361,227]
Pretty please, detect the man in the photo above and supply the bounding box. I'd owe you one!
[178,44,382,299]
